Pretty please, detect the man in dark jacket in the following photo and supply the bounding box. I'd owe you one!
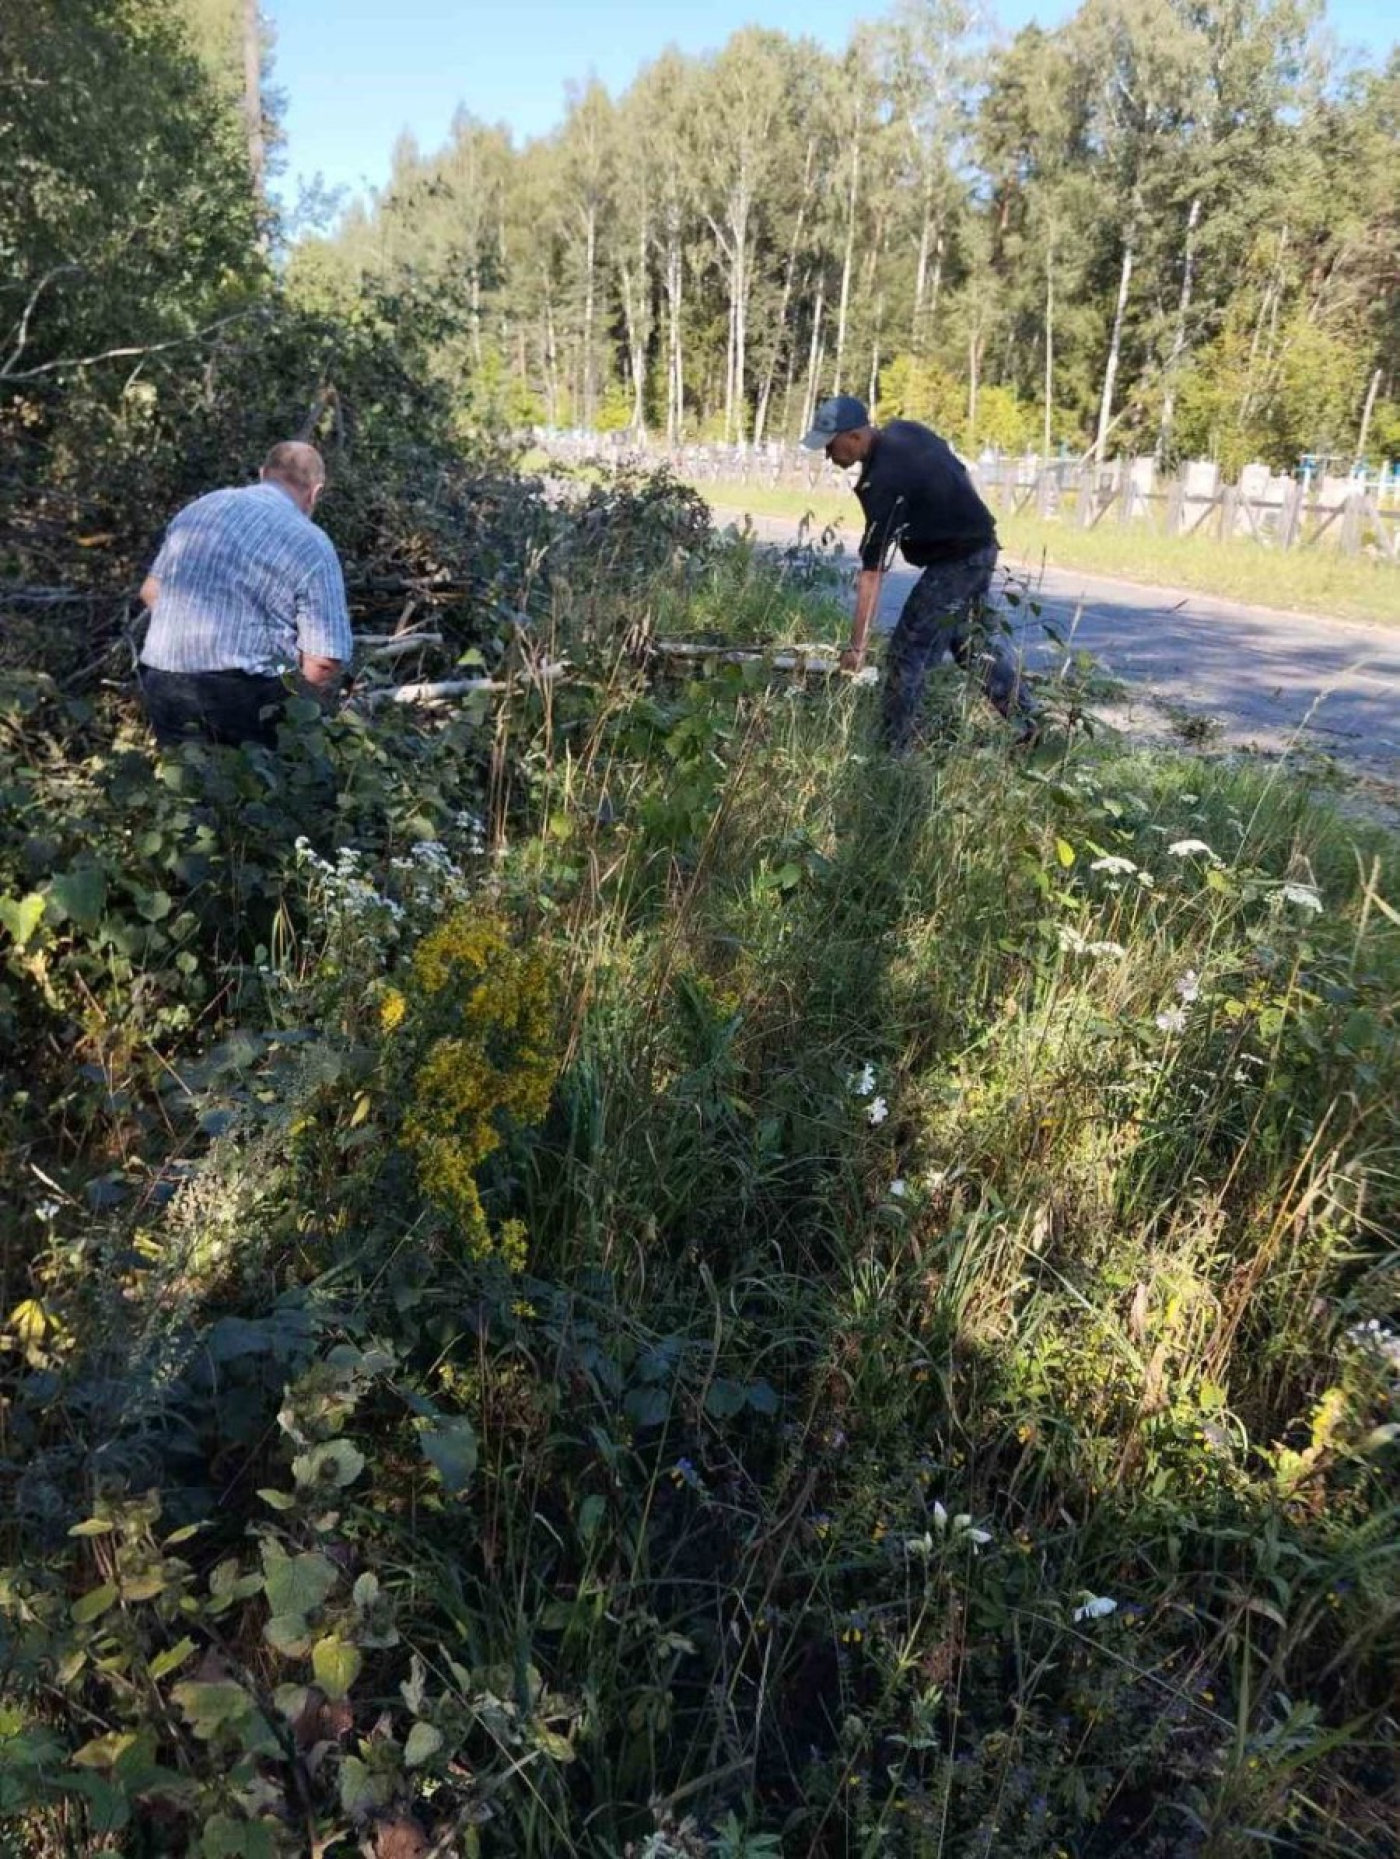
[801,395,1032,750]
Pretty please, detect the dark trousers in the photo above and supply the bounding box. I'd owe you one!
[880,545,1031,752]
[140,666,286,750]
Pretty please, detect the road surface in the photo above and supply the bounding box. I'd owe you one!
[730,512,1400,791]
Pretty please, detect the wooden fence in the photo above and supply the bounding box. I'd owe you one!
[538,434,1400,561]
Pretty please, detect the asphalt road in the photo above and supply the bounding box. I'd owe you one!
[733,512,1399,787]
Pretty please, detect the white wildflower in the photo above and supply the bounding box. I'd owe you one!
[1155,1008,1187,1035]
[1175,970,1200,1003]
[1280,882,1322,914]
[35,1199,61,1222]
[1167,838,1219,862]
[889,1178,908,1198]
[1090,855,1137,876]
[850,665,880,686]
[1058,926,1125,958]
[929,1503,991,1550]
[1344,1320,1400,1376]
[1073,1594,1118,1623]
[849,1062,876,1098]
[867,1096,889,1126]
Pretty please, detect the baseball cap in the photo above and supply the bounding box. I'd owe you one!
[800,394,870,450]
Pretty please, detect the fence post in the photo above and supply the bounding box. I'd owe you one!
[1218,484,1236,543]
[1165,472,1183,538]
[1340,493,1362,556]
[1278,480,1302,550]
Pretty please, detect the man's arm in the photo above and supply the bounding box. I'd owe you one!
[140,575,159,611]
[842,568,883,671]
[295,547,353,707]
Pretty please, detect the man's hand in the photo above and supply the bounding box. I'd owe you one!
[839,645,865,673]
[299,654,346,708]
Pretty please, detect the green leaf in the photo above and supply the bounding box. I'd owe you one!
[71,1583,119,1625]
[623,1384,670,1428]
[0,892,45,949]
[263,1613,314,1656]
[577,1494,606,1544]
[260,1544,338,1618]
[704,1378,747,1419]
[339,1754,388,1817]
[311,1636,362,1702]
[171,1681,252,1741]
[256,1488,296,1511]
[68,1517,115,1537]
[1055,838,1076,869]
[420,1416,477,1495]
[48,865,108,932]
[70,1731,139,1769]
[291,1440,365,1492]
[746,1379,780,1416]
[148,1636,197,1681]
[201,1812,277,1858]
[352,1572,379,1609]
[403,1721,443,1768]
[534,1725,576,1762]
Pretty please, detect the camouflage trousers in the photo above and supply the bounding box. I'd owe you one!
[880,544,1030,752]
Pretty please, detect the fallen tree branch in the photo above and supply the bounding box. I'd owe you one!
[357,661,567,709]
[359,633,444,659]
[652,639,843,672]
[0,306,259,383]
[3,265,84,376]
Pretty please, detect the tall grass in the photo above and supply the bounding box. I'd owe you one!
[695,479,1400,626]
[2,529,1396,1856]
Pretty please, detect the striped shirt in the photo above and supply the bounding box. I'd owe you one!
[141,481,353,676]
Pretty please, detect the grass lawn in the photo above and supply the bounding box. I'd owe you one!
[697,477,1400,626]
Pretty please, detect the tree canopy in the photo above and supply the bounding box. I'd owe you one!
[296,0,1398,469]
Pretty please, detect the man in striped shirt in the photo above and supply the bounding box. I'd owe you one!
[138,440,354,748]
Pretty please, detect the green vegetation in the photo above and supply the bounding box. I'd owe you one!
[4,538,1398,1855]
[699,483,1400,626]
[303,4,1398,471]
[3,4,1398,1855]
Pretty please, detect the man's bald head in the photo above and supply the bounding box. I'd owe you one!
[260,441,326,511]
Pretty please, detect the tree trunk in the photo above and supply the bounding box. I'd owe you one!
[1095,229,1135,464]
[912,178,934,348]
[927,224,945,328]
[833,135,860,394]
[1156,195,1201,466]
[470,269,483,370]
[671,245,685,444]
[967,325,980,448]
[1043,237,1054,459]
[1355,367,1382,468]
[242,0,265,210]
[754,139,816,444]
[581,205,597,427]
[802,279,825,438]
[543,281,560,426]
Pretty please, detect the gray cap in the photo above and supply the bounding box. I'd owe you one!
[800,394,870,450]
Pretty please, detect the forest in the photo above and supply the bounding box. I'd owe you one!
[297,0,1400,471]
[1,3,1397,1857]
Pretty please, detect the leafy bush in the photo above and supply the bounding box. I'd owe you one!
[2,557,1395,1853]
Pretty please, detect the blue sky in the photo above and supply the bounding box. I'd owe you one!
[267,0,1395,214]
